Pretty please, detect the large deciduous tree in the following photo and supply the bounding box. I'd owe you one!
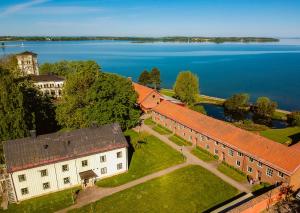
[138,70,151,86]
[253,97,277,117]
[173,71,199,105]
[224,93,249,111]
[150,67,161,89]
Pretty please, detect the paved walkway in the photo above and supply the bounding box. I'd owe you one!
[57,122,251,213]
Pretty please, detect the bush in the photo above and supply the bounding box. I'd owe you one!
[287,111,300,127]
[189,104,207,114]
[224,93,249,111]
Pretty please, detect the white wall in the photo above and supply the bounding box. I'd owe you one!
[11,147,127,201]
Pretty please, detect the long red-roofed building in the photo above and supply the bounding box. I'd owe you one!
[151,100,300,189]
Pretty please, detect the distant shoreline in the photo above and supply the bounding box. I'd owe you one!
[0,36,279,43]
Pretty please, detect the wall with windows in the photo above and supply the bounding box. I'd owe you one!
[11,147,127,201]
[34,81,64,98]
[151,111,290,185]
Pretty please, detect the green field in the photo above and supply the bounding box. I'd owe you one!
[96,130,184,187]
[159,88,175,97]
[71,165,239,213]
[217,163,247,183]
[191,147,217,162]
[144,118,156,126]
[152,124,172,135]
[168,134,192,146]
[2,187,80,213]
[260,127,300,145]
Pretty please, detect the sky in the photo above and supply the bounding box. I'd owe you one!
[0,0,300,37]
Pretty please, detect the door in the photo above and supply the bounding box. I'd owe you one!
[257,170,262,181]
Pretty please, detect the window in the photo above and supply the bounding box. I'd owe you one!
[278,172,284,178]
[206,144,209,150]
[63,177,70,184]
[18,174,26,182]
[117,152,122,158]
[222,144,226,149]
[214,149,218,154]
[258,162,263,168]
[238,152,243,157]
[100,155,106,162]
[236,160,241,167]
[81,160,88,167]
[101,167,107,174]
[189,136,192,141]
[21,188,29,195]
[152,94,155,98]
[266,168,273,177]
[43,182,50,190]
[40,169,48,177]
[215,141,219,146]
[247,166,253,173]
[117,163,123,170]
[248,157,254,162]
[62,164,69,172]
[228,149,234,156]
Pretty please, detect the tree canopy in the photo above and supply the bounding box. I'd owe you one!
[224,93,249,111]
[173,71,199,105]
[56,71,140,130]
[39,60,101,77]
[253,97,277,117]
[287,111,300,127]
[150,67,161,89]
[138,70,151,86]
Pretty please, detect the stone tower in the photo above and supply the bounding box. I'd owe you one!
[16,51,39,76]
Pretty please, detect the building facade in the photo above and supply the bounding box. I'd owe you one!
[151,100,300,189]
[3,123,128,202]
[16,51,39,76]
[31,74,65,98]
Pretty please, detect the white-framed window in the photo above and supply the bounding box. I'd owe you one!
[43,182,50,190]
[117,152,122,158]
[228,149,234,156]
[63,177,70,184]
[278,172,284,178]
[18,174,26,182]
[222,144,226,149]
[21,187,29,195]
[247,166,253,173]
[266,168,273,177]
[40,169,48,177]
[214,149,218,154]
[236,160,241,167]
[215,141,219,146]
[82,160,88,167]
[101,167,107,174]
[206,144,210,150]
[248,157,254,162]
[258,162,263,168]
[117,163,123,170]
[100,155,106,162]
[238,152,243,157]
[62,164,69,172]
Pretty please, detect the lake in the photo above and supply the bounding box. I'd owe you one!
[2,39,300,110]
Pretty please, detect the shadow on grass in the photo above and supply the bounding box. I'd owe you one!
[125,135,135,167]
[252,184,276,196]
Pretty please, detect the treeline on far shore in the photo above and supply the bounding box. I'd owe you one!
[0,36,279,43]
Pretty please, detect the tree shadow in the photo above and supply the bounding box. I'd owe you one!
[289,133,300,146]
[125,135,135,167]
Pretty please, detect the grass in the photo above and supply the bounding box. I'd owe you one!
[217,162,247,183]
[70,165,239,213]
[191,146,218,162]
[2,187,81,213]
[96,130,184,187]
[233,121,269,132]
[251,182,271,193]
[144,118,156,126]
[159,88,175,97]
[272,110,288,121]
[152,124,172,135]
[168,134,192,146]
[260,126,300,145]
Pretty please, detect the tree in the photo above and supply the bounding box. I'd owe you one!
[138,70,151,86]
[150,67,161,89]
[253,97,277,117]
[56,71,140,130]
[224,93,249,111]
[173,71,199,105]
[287,111,300,127]
[0,54,20,76]
[39,60,101,77]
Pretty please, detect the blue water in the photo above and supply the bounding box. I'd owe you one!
[2,39,300,110]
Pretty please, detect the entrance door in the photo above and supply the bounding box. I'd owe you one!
[257,171,262,181]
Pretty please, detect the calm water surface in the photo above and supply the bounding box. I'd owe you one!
[2,39,300,110]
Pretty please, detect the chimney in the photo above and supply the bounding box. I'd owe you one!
[30,130,37,138]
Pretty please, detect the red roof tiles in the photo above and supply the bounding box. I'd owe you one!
[133,83,161,110]
[153,100,300,175]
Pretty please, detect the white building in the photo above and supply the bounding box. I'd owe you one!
[16,51,39,76]
[30,74,65,98]
[3,123,128,203]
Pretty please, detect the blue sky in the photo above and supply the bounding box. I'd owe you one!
[0,0,300,37]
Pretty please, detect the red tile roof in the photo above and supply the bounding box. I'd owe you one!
[133,83,161,109]
[153,100,300,175]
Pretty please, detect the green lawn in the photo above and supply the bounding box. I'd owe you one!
[251,182,271,193]
[152,124,172,135]
[260,127,300,145]
[96,130,184,187]
[2,187,81,213]
[144,118,156,126]
[159,88,175,97]
[70,165,239,213]
[217,163,247,183]
[191,147,217,162]
[169,134,192,146]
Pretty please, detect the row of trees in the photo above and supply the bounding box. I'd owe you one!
[138,67,161,89]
